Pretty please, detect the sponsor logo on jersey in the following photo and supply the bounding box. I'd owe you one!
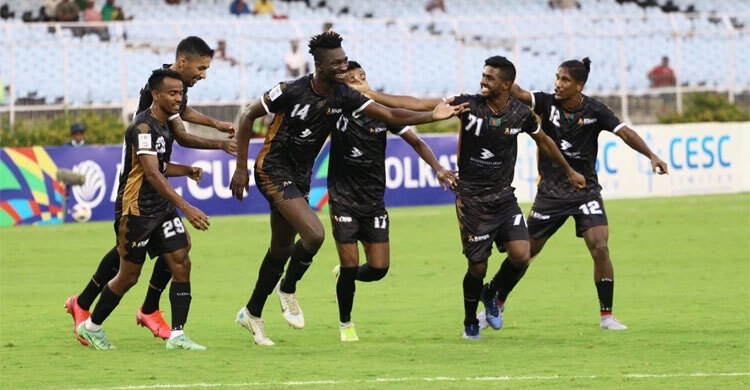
[133,238,150,248]
[480,148,495,160]
[578,118,597,125]
[489,117,502,127]
[504,127,522,135]
[350,147,363,158]
[529,210,550,220]
[333,215,353,223]
[369,126,387,134]
[467,234,490,242]
[327,108,342,115]
[560,140,573,150]
[300,129,312,138]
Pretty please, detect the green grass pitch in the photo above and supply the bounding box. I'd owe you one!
[1,193,748,389]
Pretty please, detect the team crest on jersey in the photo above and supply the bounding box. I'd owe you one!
[317,100,326,108]
[138,133,151,149]
[504,127,522,135]
[489,117,502,127]
[564,112,575,119]
[578,118,597,125]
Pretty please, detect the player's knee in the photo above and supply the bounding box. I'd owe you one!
[370,266,389,281]
[467,261,488,279]
[170,256,191,282]
[304,229,325,251]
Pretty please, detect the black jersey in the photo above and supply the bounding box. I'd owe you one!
[531,91,624,198]
[135,64,189,116]
[116,110,175,218]
[328,113,407,207]
[453,94,539,200]
[257,74,372,189]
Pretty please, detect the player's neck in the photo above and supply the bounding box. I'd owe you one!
[562,94,583,110]
[487,95,510,115]
[150,106,168,124]
[310,75,332,96]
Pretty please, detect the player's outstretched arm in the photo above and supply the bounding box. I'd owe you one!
[169,115,237,156]
[362,101,469,126]
[616,126,669,175]
[181,105,237,138]
[347,76,444,111]
[229,101,267,201]
[530,129,586,189]
[400,129,457,191]
[510,83,533,107]
[165,163,203,184]
[139,154,210,231]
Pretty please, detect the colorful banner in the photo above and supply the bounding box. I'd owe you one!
[1,122,748,227]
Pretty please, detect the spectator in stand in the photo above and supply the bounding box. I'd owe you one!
[425,0,445,13]
[43,0,62,21]
[101,0,129,21]
[254,0,275,15]
[284,40,309,78]
[230,0,251,16]
[1,3,16,20]
[549,0,581,10]
[647,56,676,88]
[83,0,109,41]
[56,0,80,22]
[65,123,86,147]
[215,39,239,66]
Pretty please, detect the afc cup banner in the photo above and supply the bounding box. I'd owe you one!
[1,122,747,227]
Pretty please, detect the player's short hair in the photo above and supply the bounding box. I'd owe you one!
[176,36,214,59]
[559,57,591,83]
[484,56,516,83]
[308,31,343,62]
[347,61,362,71]
[148,68,182,91]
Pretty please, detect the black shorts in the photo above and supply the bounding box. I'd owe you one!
[254,169,309,207]
[456,196,529,263]
[527,193,608,239]
[329,200,389,244]
[115,210,189,264]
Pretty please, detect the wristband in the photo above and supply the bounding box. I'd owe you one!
[168,113,180,121]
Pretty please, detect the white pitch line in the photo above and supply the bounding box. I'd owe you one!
[63,372,750,390]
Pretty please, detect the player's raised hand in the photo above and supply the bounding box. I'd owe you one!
[222,138,238,156]
[229,167,250,201]
[347,75,372,96]
[568,170,586,189]
[436,169,459,191]
[216,121,237,139]
[432,100,470,120]
[187,166,203,184]
[652,157,669,175]
[183,204,210,231]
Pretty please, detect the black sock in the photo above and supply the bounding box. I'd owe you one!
[280,240,316,293]
[356,264,389,282]
[494,258,528,302]
[336,266,358,323]
[169,282,191,331]
[247,250,285,317]
[463,271,483,326]
[90,284,122,325]
[141,256,172,314]
[595,279,614,314]
[78,246,120,310]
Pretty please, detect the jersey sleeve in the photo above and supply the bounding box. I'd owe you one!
[260,82,291,114]
[388,124,410,136]
[340,84,373,118]
[521,109,541,134]
[531,91,551,117]
[597,102,625,133]
[131,122,158,156]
